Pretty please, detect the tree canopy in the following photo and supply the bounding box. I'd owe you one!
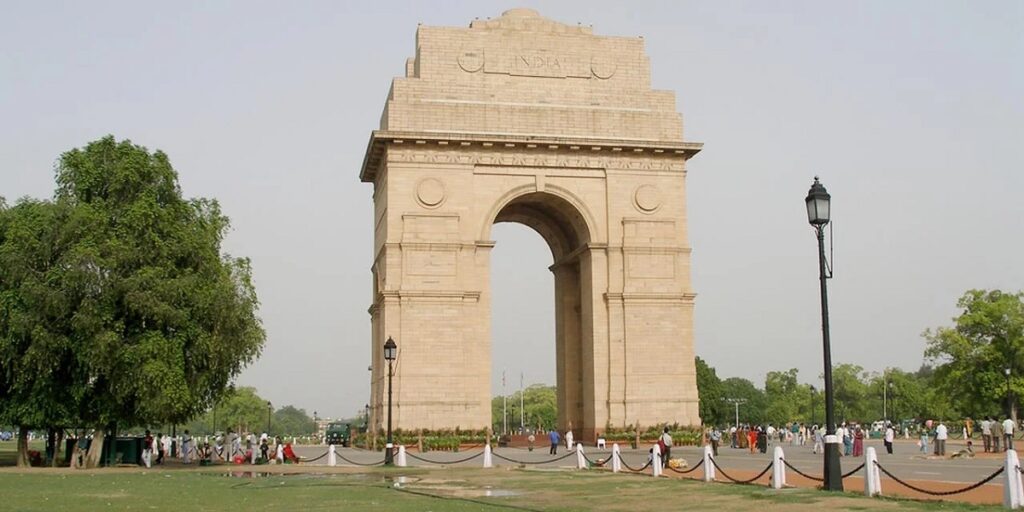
[925,289,1024,420]
[0,136,266,465]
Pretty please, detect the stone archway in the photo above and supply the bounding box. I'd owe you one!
[360,8,703,441]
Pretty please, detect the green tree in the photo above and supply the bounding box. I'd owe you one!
[719,378,767,426]
[831,363,870,422]
[0,137,266,467]
[695,357,725,426]
[763,368,815,426]
[187,387,271,435]
[925,290,1024,422]
[492,384,556,432]
[0,199,82,465]
[272,406,316,436]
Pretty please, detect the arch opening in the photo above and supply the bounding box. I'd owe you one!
[489,191,591,435]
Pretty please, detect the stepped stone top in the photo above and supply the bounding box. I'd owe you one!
[361,9,701,181]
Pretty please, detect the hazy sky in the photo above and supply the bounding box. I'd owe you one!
[2,1,1021,419]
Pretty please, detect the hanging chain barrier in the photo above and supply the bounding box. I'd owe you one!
[710,458,773,485]
[299,451,330,463]
[665,457,704,475]
[405,450,484,465]
[336,453,386,467]
[873,461,1004,496]
[491,449,579,465]
[619,456,653,473]
[842,462,865,479]
[580,451,614,467]
[781,459,824,482]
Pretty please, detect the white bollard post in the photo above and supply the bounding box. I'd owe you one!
[1004,449,1024,509]
[577,444,587,469]
[612,443,622,473]
[396,445,407,467]
[771,446,786,489]
[865,447,881,497]
[703,445,716,482]
[328,444,336,467]
[652,444,662,477]
[483,444,493,468]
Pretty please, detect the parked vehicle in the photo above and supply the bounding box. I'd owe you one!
[324,422,351,447]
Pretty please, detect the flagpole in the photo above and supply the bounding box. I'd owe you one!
[520,372,525,433]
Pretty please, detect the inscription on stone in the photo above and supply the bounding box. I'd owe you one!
[460,48,615,79]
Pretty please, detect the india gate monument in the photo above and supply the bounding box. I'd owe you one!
[362,8,703,440]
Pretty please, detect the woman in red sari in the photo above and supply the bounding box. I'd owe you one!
[748,428,758,454]
[852,426,865,457]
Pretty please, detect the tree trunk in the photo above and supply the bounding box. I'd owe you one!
[83,427,106,469]
[15,426,30,467]
[52,429,65,467]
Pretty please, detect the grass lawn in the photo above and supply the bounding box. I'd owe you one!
[0,465,1005,512]
[0,440,45,466]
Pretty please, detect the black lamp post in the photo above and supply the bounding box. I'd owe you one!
[364,403,370,433]
[1006,367,1012,418]
[806,177,843,491]
[810,385,816,426]
[266,401,272,434]
[383,336,398,466]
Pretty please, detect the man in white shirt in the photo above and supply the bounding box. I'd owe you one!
[981,417,993,453]
[935,422,948,456]
[1003,416,1015,451]
[884,423,895,454]
[834,425,845,456]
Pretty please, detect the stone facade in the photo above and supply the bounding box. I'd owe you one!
[361,8,703,440]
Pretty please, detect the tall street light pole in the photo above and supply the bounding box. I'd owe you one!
[1006,367,1012,419]
[266,401,272,434]
[806,177,843,491]
[810,385,816,426]
[384,336,398,466]
[724,398,746,429]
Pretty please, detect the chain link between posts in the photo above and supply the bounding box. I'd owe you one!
[710,458,773,484]
[336,453,386,466]
[405,450,484,465]
[874,461,1004,496]
[665,457,704,475]
[490,449,580,465]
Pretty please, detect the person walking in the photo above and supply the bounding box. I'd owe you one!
[935,421,948,456]
[660,427,673,466]
[155,433,165,464]
[182,430,193,464]
[918,423,929,454]
[991,418,1003,452]
[710,427,721,457]
[1003,416,1015,451]
[813,426,824,454]
[982,417,993,453]
[548,429,561,455]
[142,430,154,468]
[565,429,574,451]
[884,423,895,455]
[843,425,853,456]
[852,426,864,457]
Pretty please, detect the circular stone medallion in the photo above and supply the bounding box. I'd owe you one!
[591,55,617,79]
[458,50,484,73]
[634,184,662,214]
[416,178,446,208]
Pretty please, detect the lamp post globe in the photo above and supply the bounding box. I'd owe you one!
[266,401,272,435]
[805,176,831,226]
[384,336,398,465]
[806,177,842,491]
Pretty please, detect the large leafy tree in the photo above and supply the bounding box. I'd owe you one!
[695,357,725,426]
[492,384,556,432]
[0,199,83,465]
[925,289,1024,422]
[719,377,767,426]
[0,136,266,467]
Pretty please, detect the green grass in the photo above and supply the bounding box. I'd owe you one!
[0,440,44,466]
[0,466,1005,512]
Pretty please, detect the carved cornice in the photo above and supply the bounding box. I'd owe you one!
[359,130,702,182]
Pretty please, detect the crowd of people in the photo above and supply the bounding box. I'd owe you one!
[130,429,299,468]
